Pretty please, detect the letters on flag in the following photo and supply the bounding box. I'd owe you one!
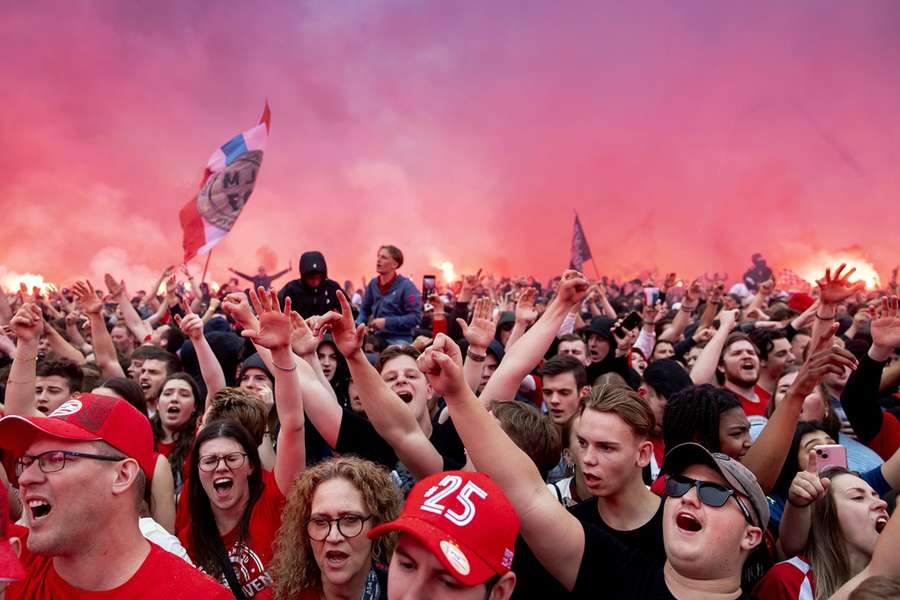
[180,102,271,262]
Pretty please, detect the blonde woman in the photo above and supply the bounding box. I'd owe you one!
[269,457,402,600]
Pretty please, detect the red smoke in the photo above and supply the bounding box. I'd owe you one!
[2,3,899,292]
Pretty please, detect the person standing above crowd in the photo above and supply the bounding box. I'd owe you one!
[356,245,422,346]
[229,264,292,292]
[277,251,342,320]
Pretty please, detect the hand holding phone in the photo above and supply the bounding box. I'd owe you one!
[814,444,848,475]
[615,311,642,337]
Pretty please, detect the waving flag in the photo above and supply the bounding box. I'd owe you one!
[180,102,271,262]
[568,212,593,273]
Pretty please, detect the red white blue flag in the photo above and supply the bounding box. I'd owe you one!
[180,102,271,262]
[568,212,593,272]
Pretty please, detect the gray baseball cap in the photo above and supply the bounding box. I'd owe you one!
[661,442,770,529]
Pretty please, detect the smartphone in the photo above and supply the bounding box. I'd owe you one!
[615,311,642,337]
[814,444,848,475]
[643,287,660,306]
[422,275,436,294]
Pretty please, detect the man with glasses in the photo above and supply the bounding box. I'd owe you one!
[0,393,231,599]
[418,330,767,598]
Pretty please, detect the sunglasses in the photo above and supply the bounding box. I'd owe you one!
[665,475,755,526]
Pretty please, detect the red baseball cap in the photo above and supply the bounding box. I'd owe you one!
[788,293,815,313]
[0,394,155,479]
[369,471,519,586]
[0,484,25,583]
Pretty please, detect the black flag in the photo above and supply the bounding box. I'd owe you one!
[568,213,593,272]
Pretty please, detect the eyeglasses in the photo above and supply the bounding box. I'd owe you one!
[198,452,248,472]
[665,475,755,526]
[305,514,372,541]
[15,450,126,477]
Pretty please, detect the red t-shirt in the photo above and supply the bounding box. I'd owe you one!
[752,555,816,599]
[179,471,285,599]
[737,385,770,418]
[868,411,900,461]
[5,530,231,600]
[156,439,176,458]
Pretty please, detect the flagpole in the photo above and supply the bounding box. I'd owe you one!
[589,257,601,282]
[200,250,213,286]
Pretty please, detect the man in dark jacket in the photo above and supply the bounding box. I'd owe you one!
[277,251,342,319]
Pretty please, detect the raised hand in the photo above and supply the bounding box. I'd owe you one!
[416,333,466,398]
[718,309,740,333]
[791,325,857,396]
[554,270,589,307]
[174,299,204,342]
[9,303,44,344]
[221,292,257,328]
[871,296,900,350]
[816,263,865,305]
[104,273,125,299]
[758,279,775,297]
[240,287,292,351]
[708,281,725,303]
[456,297,496,350]
[313,291,365,357]
[683,280,703,308]
[515,287,539,325]
[663,272,677,292]
[787,450,830,508]
[642,300,667,327]
[692,327,715,344]
[289,310,321,356]
[72,280,103,315]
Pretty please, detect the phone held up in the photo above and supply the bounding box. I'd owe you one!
[814,444,848,475]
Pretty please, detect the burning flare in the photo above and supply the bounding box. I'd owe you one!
[797,251,881,289]
[436,261,456,283]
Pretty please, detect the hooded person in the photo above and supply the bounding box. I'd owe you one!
[277,251,343,319]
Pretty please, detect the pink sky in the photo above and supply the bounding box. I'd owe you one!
[2,2,899,291]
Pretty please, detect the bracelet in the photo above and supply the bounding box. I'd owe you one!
[15,356,37,362]
[815,313,835,320]
[271,360,297,372]
[7,378,36,384]
[466,350,486,363]
[680,304,697,312]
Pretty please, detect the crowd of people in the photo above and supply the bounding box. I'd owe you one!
[2,246,900,599]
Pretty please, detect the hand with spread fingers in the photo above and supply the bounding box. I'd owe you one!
[289,311,321,357]
[871,296,900,351]
[72,280,103,316]
[240,287,293,351]
[457,297,497,351]
[790,324,858,397]
[817,263,866,306]
[515,287,539,325]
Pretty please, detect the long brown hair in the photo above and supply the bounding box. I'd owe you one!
[269,457,402,599]
[808,468,863,600]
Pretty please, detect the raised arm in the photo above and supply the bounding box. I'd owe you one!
[241,288,306,493]
[421,334,586,591]
[73,281,125,379]
[42,320,87,365]
[3,303,44,417]
[659,280,701,342]
[811,264,865,351]
[316,292,444,479]
[174,300,226,401]
[141,266,174,309]
[105,273,152,342]
[778,450,828,558]
[743,328,856,493]
[505,288,538,350]
[455,297,497,393]
[479,272,589,405]
[228,267,256,283]
[689,309,738,384]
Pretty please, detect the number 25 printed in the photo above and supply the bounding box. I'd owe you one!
[420,475,488,527]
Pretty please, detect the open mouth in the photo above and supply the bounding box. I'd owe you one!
[28,498,52,521]
[396,391,413,403]
[35,405,49,414]
[325,550,349,568]
[213,478,234,496]
[675,512,702,533]
[876,516,889,534]
[166,405,181,416]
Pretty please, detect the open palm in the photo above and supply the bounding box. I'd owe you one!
[872,297,900,349]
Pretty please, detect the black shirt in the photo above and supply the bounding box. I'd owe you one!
[334,408,466,472]
[574,521,751,599]
[568,496,666,565]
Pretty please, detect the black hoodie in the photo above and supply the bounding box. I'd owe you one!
[277,251,343,319]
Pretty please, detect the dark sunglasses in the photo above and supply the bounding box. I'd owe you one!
[665,475,755,526]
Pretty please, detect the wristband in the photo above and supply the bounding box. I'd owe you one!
[680,304,697,312]
[466,350,486,363]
